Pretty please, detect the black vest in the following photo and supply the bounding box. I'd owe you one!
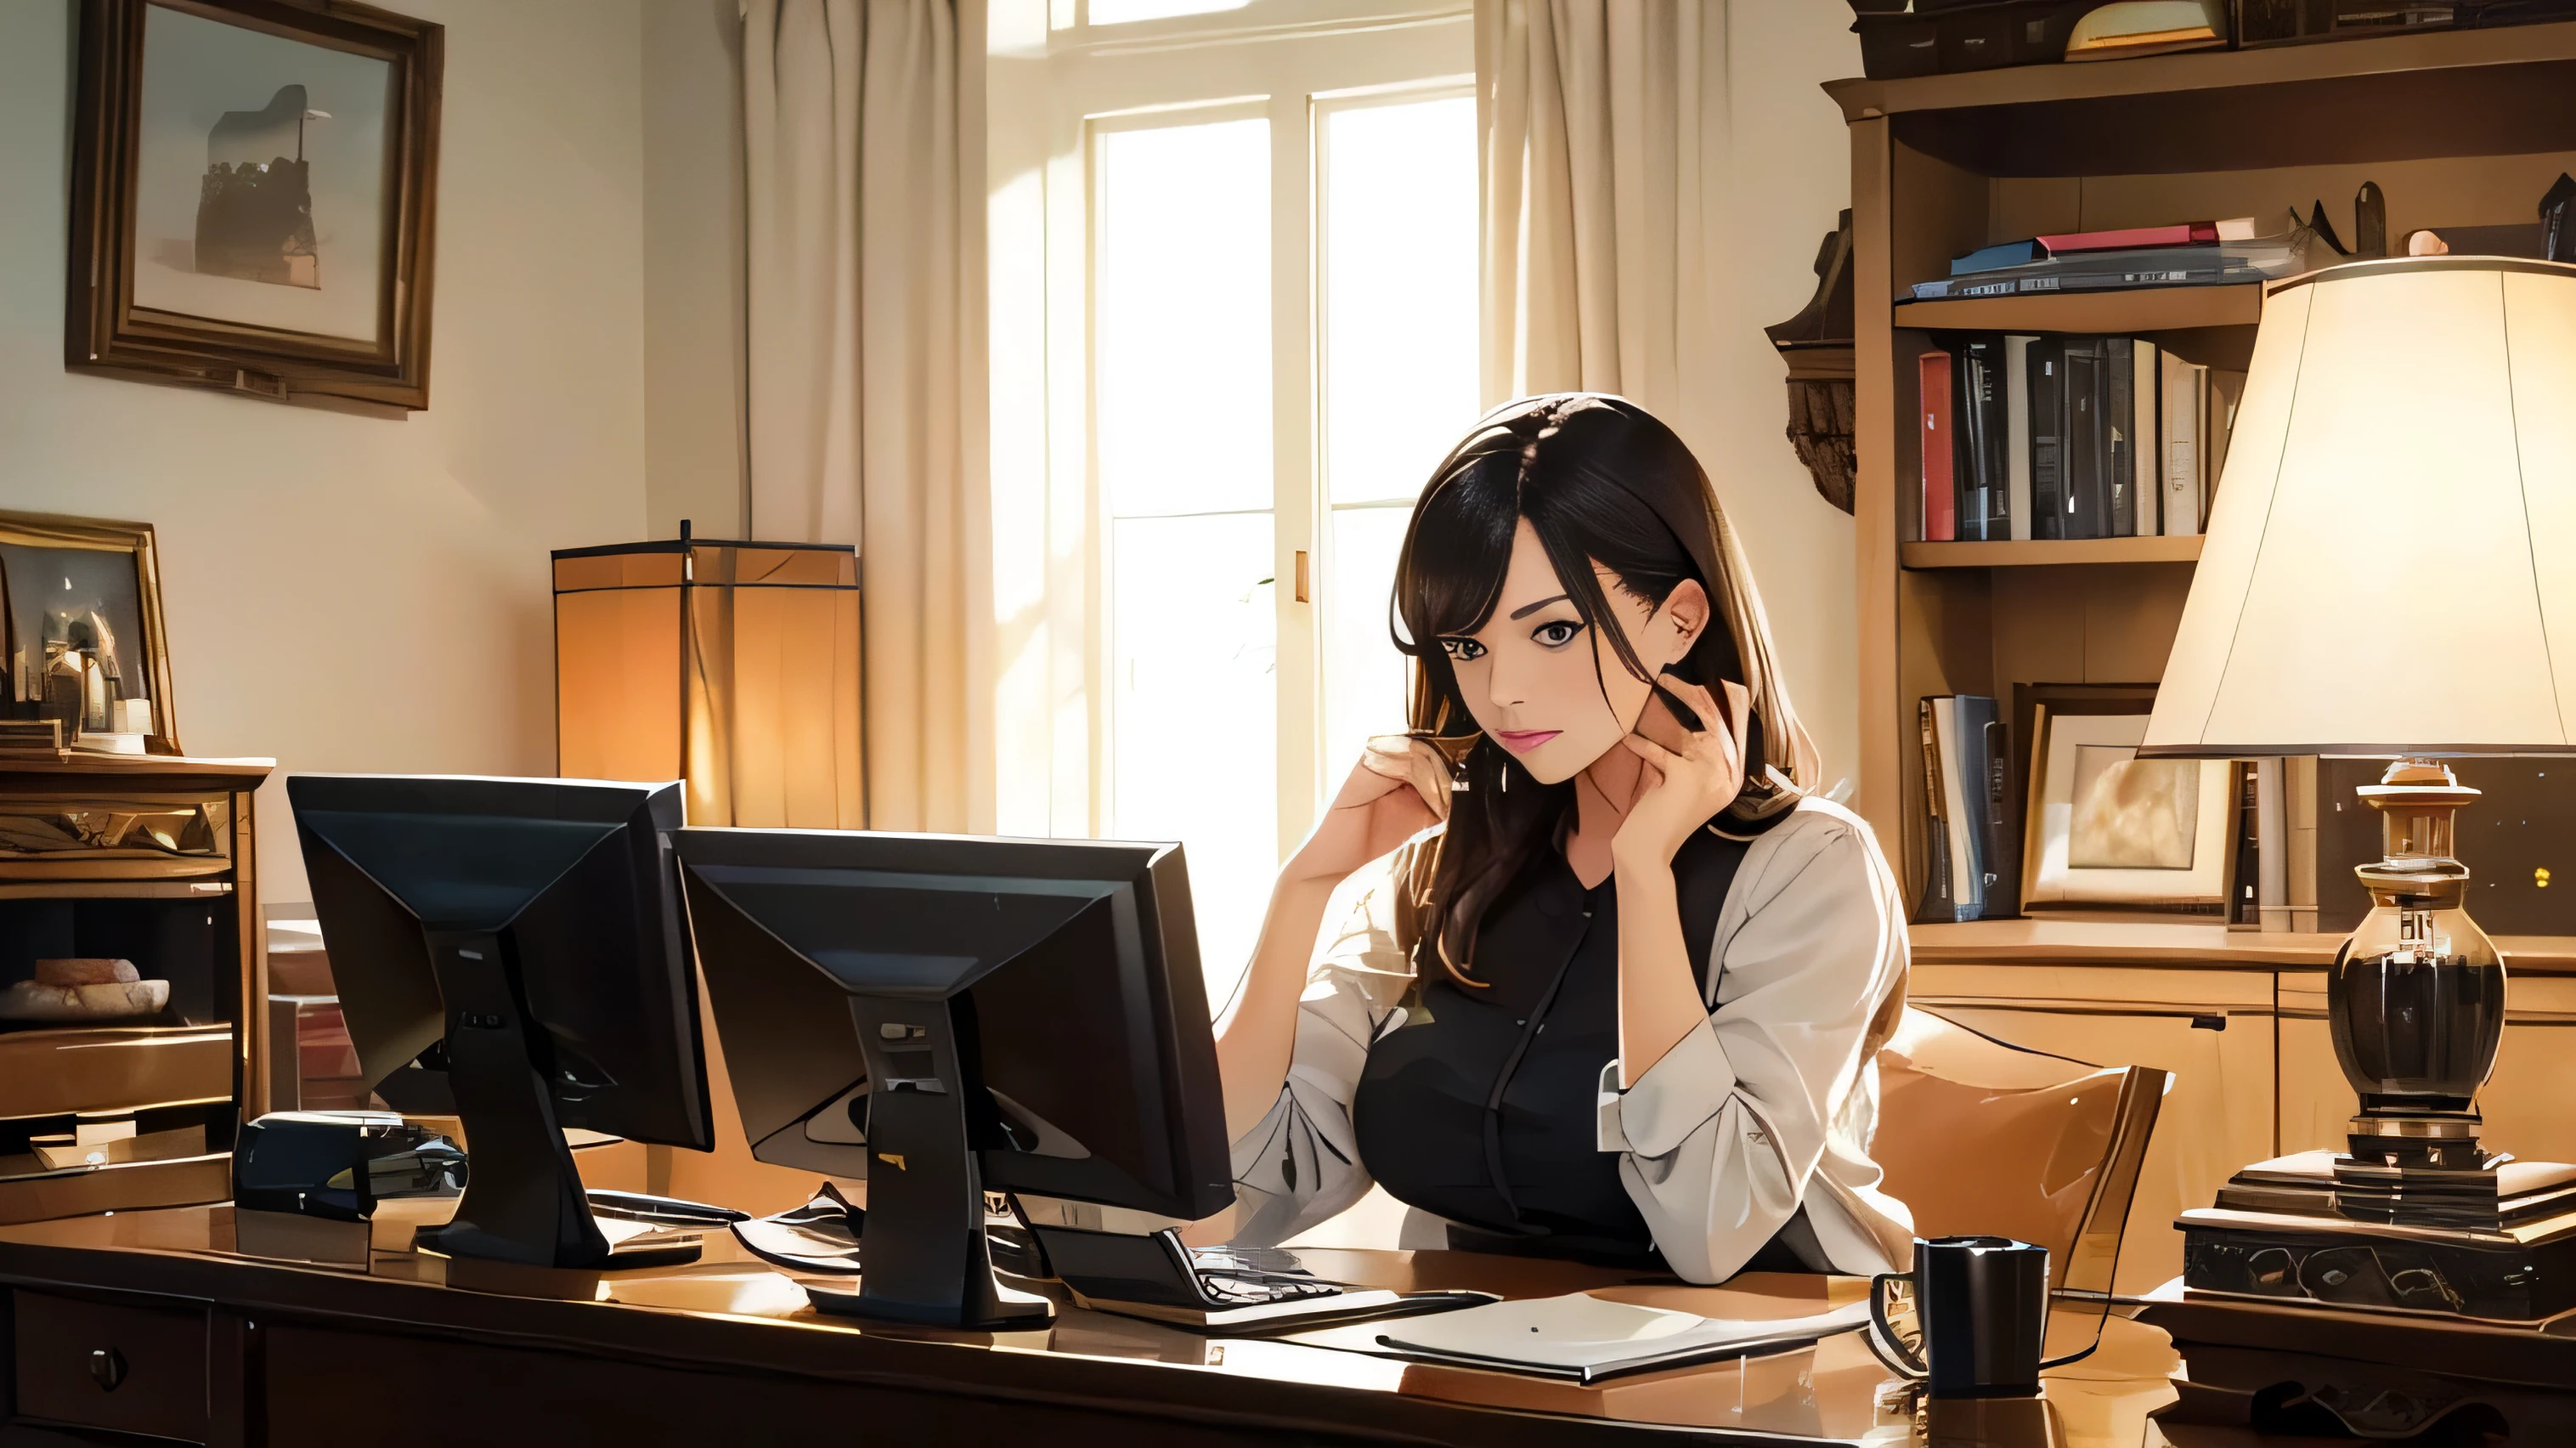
[1351,817,1766,1267]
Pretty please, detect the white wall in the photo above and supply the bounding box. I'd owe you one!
[1696,3,1864,797]
[0,0,652,903]
[643,0,749,539]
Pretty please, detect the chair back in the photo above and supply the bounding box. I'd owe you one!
[1873,1006,2166,1295]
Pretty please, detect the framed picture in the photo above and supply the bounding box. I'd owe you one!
[68,0,443,410]
[2022,711,2230,908]
[0,512,181,756]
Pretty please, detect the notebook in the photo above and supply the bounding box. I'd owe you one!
[1370,1291,1873,1384]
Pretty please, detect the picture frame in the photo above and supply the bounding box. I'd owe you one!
[67,0,443,411]
[2022,710,2230,908]
[0,512,183,757]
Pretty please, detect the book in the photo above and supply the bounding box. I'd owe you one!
[2028,338,2065,540]
[2035,218,2256,253]
[2063,339,2104,539]
[1956,335,2009,541]
[2205,367,2248,518]
[1957,694,2005,918]
[1935,698,1984,920]
[2133,339,2159,537]
[2106,338,2134,537]
[2005,335,2035,541]
[1918,699,1960,922]
[1953,239,2045,275]
[1919,350,1956,541]
[1908,229,2313,301]
[2161,351,2205,535]
[1951,218,2260,275]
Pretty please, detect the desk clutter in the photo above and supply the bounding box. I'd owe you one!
[1850,0,2576,81]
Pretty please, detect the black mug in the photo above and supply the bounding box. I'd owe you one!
[1867,1236,2081,1398]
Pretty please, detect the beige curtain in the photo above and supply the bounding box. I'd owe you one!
[742,0,985,833]
[1478,0,1727,411]
[1477,0,1823,789]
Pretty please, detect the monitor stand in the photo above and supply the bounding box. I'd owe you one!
[409,930,699,1271]
[805,995,1053,1331]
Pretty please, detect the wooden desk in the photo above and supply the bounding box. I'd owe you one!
[0,1205,2183,1447]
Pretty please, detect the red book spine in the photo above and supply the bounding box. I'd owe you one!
[2037,221,2218,254]
[1920,351,1956,542]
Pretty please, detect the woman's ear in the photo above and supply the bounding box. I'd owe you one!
[1658,579,1711,670]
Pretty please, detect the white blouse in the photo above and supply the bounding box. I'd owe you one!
[1227,795,1917,1284]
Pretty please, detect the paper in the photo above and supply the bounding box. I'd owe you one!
[1373,1291,1873,1383]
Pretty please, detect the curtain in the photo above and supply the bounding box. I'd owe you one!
[1477,0,1726,411]
[742,0,985,833]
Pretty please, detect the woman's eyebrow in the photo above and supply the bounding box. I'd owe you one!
[1507,593,1571,620]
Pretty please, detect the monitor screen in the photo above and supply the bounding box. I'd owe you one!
[291,774,710,1152]
[678,828,1232,1225]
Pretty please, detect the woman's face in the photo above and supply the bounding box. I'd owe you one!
[1437,520,1709,786]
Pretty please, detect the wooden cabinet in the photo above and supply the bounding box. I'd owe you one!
[0,757,271,1224]
[1912,926,2576,1299]
[12,1291,210,1443]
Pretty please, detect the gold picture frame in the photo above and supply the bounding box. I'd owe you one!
[0,511,181,756]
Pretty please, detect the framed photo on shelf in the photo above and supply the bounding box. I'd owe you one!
[0,512,181,756]
[2022,708,2230,909]
[67,0,443,410]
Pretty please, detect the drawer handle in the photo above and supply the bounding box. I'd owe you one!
[88,1347,126,1392]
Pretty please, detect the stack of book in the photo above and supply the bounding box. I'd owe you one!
[1909,218,2321,302]
[1918,334,2245,543]
[1918,694,2007,924]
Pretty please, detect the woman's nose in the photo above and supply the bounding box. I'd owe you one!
[1483,652,1528,710]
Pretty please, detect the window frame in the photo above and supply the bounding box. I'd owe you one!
[992,0,1473,873]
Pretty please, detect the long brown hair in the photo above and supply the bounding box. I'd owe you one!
[1392,394,1819,984]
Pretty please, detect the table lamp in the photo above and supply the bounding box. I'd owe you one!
[2143,255,2576,1320]
[553,523,866,829]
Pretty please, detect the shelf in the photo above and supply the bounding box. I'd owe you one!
[1826,25,2576,175]
[1892,284,2263,335]
[1901,536,2205,568]
[1907,919,2576,975]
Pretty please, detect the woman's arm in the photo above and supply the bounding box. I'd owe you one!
[1214,871,1348,1144]
[1212,737,1448,1145]
[1610,676,1750,1089]
[1600,805,1912,1283]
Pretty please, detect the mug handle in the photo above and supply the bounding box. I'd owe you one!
[1864,1271,1928,1380]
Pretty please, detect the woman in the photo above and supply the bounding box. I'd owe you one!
[1213,394,1912,1284]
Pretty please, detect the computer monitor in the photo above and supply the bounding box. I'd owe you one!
[289,774,713,1269]
[675,827,1233,1329]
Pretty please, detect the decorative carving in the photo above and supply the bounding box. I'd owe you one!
[1765,211,1857,515]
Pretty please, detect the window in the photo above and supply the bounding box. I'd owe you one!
[988,1,1477,1001]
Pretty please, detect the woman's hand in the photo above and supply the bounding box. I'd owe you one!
[1613,676,1752,867]
[1284,735,1452,885]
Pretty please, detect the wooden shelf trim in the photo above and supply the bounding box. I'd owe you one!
[1901,536,2206,568]
[1892,284,2262,335]
[1908,919,2576,974]
[1824,23,2576,122]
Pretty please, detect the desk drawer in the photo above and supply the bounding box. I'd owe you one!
[14,1291,206,1443]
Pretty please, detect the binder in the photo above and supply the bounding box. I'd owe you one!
[1919,350,1956,541]
[2028,337,2066,540]
[2005,335,2036,541]
[1957,335,2009,541]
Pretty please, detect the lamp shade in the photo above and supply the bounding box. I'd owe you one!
[554,535,864,829]
[2141,257,2576,758]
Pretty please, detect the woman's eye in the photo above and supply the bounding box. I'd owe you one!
[1441,637,1486,662]
[1532,620,1583,648]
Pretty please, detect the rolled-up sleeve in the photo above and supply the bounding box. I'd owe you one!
[1226,852,1419,1247]
[1595,804,1909,1284]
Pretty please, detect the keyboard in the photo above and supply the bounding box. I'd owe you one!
[1188,1247,1346,1305]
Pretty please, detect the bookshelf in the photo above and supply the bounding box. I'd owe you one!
[1829,27,2576,914]
[1826,28,2576,1298]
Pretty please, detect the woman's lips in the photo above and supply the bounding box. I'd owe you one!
[1495,729,1561,754]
